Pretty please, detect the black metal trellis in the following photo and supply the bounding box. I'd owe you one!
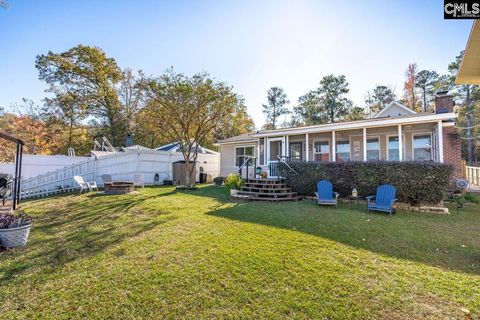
[0,131,24,210]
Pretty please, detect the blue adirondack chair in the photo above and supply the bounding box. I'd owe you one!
[366,184,397,215]
[314,180,339,207]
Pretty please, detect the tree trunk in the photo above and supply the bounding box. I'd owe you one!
[184,159,197,188]
[423,90,427,112]
[68,118,73,150]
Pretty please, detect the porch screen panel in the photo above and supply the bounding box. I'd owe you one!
[314,141,329,161]
[269,141,282,161]
[413,135,432,161]
[259,138,265,165]
[366,138,380,161]
[336,141,350,161]
[388,136,399,161]
[289,142,302,161]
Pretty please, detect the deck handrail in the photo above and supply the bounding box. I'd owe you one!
[466,165,480,187]
[277,155,297,174]
[237,156,252,171]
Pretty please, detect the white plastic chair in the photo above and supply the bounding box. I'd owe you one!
[74,176,98,193]
[133,173,145,188]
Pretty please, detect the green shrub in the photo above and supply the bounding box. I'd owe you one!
[224,173,244,190]
[213,176,226,186]
[464,192,480,204]
[279,161,453,205]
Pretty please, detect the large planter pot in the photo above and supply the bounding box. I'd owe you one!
[230,189,239,196]
[0,223,32,248]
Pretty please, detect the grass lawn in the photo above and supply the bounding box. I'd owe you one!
[0,185,479,319]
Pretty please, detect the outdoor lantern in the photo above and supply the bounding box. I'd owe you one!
[352,187,358,197]
[256,166,262,175]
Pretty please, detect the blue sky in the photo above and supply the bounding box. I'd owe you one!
[0,0,473,127]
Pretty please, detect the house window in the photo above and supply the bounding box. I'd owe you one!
[289,142,302,161]
[336,141,350,161]
[366,138,380,161]
[413,134,432,161]
[235,146,254,167]
[314,141,330,161]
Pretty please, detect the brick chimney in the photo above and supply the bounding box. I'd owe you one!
[434,90,455,114]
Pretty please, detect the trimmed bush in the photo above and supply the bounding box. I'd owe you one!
[213,176,226,186]
[279,161,453,205]
[224,173,244,190]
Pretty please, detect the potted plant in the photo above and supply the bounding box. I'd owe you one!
[224,173,244,196]
[0,211,32,248]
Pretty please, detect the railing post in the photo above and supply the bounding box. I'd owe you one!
[16,144,23,207]
[12,142,20,210]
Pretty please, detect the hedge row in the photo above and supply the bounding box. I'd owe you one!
[278,161,453,205]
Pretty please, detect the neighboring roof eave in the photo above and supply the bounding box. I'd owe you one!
[155,141,219,154]
[215,138,258,146]
[374,101,416,118]
[456,20,480,84]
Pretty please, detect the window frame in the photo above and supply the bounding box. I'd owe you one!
[386,134,407,161]
[366,136,380,161]
[335,139,351,162]
[313,139,330,162]
[288,141,303,161]
[234,145,255,167]
[412,132,433,161]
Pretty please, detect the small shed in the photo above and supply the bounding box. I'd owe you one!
[172,161,197,185]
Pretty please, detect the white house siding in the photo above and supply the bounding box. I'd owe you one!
[378,104,410,117]
[219,143,258,177]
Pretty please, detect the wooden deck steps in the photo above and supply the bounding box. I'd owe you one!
[0,201,13,215]
[231,178,301,202]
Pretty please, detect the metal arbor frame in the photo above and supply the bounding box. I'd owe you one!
[0,131,24,210]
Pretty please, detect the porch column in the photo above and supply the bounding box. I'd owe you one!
[266,137,269,164]
[438,120,444,163]
[257,139,261,161]
[398,125,403,161]
[363,127,367,162]
[285,135,289,157]
[331,131,336,162]
[305,133,309,161]
[264,137,267,165]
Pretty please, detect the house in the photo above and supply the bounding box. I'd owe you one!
[216,92,462,179]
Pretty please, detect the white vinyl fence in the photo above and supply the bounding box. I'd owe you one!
[21,150,219,199]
